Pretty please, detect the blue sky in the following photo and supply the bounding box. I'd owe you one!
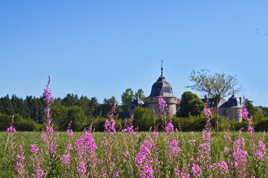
[0,1,268,106]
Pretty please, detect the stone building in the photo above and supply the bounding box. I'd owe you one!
[146,66,178,117]
[204,95,244,122]
[218,95,244,122]
[126,64,244,121]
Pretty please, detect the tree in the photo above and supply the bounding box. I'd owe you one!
[188,70,239,104]
[134,89,146,101]
[87,97,98,117]
[121,88,146,113]
[62,94,79,106]
[121,88,134,106]
[179,91,205,117]
[244,98,264,120]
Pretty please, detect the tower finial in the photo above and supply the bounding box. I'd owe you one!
[161,60,163,77]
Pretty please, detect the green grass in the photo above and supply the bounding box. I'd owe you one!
[0,132,267,177]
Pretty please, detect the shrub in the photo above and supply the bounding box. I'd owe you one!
[178,91,205,117]
[173,116,206,131]
[255,118,268,132]
[0,113,42,131]
[133,107,160,131]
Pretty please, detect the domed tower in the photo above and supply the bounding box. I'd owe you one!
[147,63,177,117]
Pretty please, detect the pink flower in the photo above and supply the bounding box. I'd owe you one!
[43,88,52,103]
[258,140,266,152]
[255,140,266,161]
[122,125,135,133]
[234,137,244,150]
[165,122,174,133]
[61,153,71,166]
[255,151,265,160]
[175,168,190,178]
[240,108,249,118]
[189,139,196,145]
[67,128,74,136]
[151,130,159,138]
[46,126,54,133]
[169,139,182,154]
[233,147,248,168]
[16,155,25,160]
[248,125,254,134]
[224,147,229,154]
[104,118,116,132]
[75,131,97,156]
[210,161,229,174]
[77,161,87,176]
[115,172,120,177]
[32,168,47,178]
[135,139,154,178]
[204,107,212,118]
[158,97,167,114]
[6,126,16,133]
[191,164,202,177]
[30,144,39,153]
[224,133,231,142]
[66,144,74,151]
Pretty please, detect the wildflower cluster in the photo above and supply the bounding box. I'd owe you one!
[122,125,135,133]
[104,118,116,132]
[135,139,154,178]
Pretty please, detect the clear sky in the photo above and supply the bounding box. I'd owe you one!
[0,1,268,106]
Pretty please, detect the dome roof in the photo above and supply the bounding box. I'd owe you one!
[149,75,174,97]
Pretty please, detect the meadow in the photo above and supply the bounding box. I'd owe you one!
[0,129,267,178]
[1,84,267,178]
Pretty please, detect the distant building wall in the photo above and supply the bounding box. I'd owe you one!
[218,107,242,122]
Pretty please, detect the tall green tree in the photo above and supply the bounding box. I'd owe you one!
[121,88,134,106]
[134,89,146,101]
[179,91,205,117]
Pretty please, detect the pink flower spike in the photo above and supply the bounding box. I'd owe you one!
[165,122,174,133]
[204,107,212,118]
[240,108,249,118]
[191,164,202,177]
[67,128,74,136]
[158,97,167,113]
[16,155,25,160]
[6,126,16,133]
[30,144,39,153]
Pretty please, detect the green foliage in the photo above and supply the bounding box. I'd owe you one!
[121,88,134,106]
[258,106,268,117]
[91,117,106,131]
[173,116,206,131]
[0,113,42,131]
[229,120,248,131]
[255,118,268,132]
[244,98,264,121]
[133,107,160,131]
[121,88,146,113]
[53,105,88,131]
[179,91,205,117]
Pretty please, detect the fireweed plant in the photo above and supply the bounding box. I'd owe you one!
[2,80,268,177]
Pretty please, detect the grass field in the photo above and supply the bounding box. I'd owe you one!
[0,131,267,178]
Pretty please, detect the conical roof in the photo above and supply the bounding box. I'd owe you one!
[149,65,174,97]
